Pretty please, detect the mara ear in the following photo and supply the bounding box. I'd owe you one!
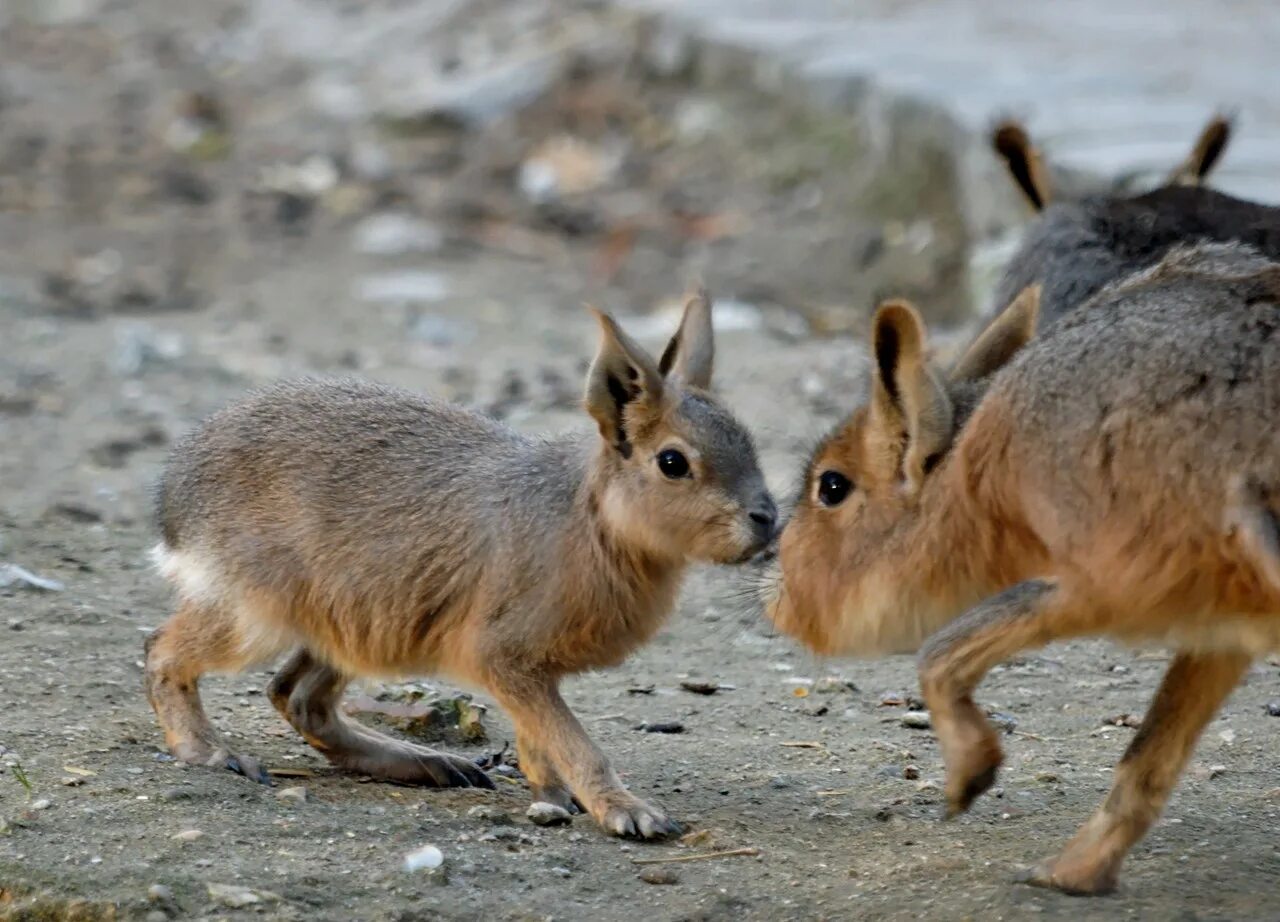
[870,301,954,497]
[1166,114,1233,187]
[657,288,715,389]
[992,120,1051,212]
[950,284,1041,382]
[584,308,664,458]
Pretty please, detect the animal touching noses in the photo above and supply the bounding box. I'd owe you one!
[749,497,778,542]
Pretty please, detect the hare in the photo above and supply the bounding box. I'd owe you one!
[990,115,1280,327]
[145,291,777,839]
[766,242,1280,893]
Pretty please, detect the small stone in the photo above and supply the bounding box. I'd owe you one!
[637,721,685,734]
[900,711,932,729]
[147,884,174,904]
[0,563,64,592]
[353,213,443,256]
[403,844,445,872]
[1035,771,1059,783]
[172,829,204,843]
[206,883,279,908]
[467,804,511,824]
[902,764,921,780]
[30,798,51,811]
[161,785,197,802]
[275,786,307,804]
[1268,700,1280,717]
[552,865,571,878]
[679,680,720,695]
[814,677,858,694]
[526,802,572,827]
[639,867,679,885]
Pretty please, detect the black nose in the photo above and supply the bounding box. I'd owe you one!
[749,496,778,541]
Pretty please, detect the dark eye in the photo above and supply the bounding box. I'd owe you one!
[657,448,690,479]
[817,470,852,507]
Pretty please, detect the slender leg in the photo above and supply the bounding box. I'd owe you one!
[1023,651,1248,895]
[144,602,271,784]
[267,649,492,789]
[917,580,1093,816]
[487,671,680,839]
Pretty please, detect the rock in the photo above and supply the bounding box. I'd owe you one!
[639,867,679,885]
[526,802,572,827]
[353,214,444,256]
[467,804,511,824]
[355,271,450,305]
[112,321,186,376]
[637,721,685,734]
[409,314,476,348]
[0,563,63,592]
[160,785,198,802]
[1268,700,1280,717]
[1035,771,1059,783]
[172,829,204,843]
[403,844,444,872]
[814,677,858,694]
[552,865,572,878]
[260,155,340,197]
[30,798,51,810]
[902,764,921,780]
[146,884,173,904]
[679,680,720,695]
[206,883,279,908]
[275,786,307,804]
[517,135,621,205]
[900,711,932,729]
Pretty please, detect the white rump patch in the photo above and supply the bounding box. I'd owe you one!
[151,543,225,607]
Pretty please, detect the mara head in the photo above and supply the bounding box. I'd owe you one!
[584,291,776,566]
[992,113,1233,213]
[765,285,1041,655]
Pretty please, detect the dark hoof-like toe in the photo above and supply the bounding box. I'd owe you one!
[225,754,273,786]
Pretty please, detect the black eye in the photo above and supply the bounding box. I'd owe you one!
[817,470,852,507]
[657,448,690,479]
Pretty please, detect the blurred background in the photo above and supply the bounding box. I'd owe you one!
[3,3,1280,919]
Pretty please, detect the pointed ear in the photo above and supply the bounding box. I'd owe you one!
[870,301,954,497]
[584,308,664,457]
[992,120,1051,212]
[950,284,1041,382]
[658,288,714,389]
[1167,114,1233,187]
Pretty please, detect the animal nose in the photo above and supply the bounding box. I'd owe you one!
[749,496,778,541]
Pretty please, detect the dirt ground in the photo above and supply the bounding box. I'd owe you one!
[3,3,1280,921]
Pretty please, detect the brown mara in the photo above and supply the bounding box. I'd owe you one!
[765,242,1280,894]
[144,291,777,840]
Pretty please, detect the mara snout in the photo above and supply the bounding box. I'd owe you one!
[767,242,1280,893]
[144,289,776,840]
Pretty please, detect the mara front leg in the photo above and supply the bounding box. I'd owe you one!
[488,671,680,839]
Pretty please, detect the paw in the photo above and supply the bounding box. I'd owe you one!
[396,750,496,790]
[939,718,1004,817]
[1018,853,1120,896]
[594,793,681,840]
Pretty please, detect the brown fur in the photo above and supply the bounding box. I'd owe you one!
[145,291,776,839]
[767,243,1280,892]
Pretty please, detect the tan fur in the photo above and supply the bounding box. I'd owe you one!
[768,243,1280,892]
[145,292,776,839]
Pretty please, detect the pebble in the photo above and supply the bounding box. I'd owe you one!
[900,711,932,729]
[1268,701,1280,717]
[275,786,307,804]
[902,764,921,780]
[467,804,511,824]
[526,802,572,827]
[352,214,444,256]
[30,798,51,811]
[172,829,204,843]
[551,866,572,878]
[637,721,685,734]
[160,785,197,802]
[206,883,278,908]
[639,867,679,885]
[355,271,450,305]
[146,884,173,904]
[403,844,445,872]
[0,563,64,592]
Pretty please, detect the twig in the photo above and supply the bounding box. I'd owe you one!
[780,741,824,749]
[1012,730,1065,743]
[631,847,760,866]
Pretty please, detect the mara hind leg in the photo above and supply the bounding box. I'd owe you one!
[266,649,493,789]
[1024,650,1248,895]
[144,601,272,784]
